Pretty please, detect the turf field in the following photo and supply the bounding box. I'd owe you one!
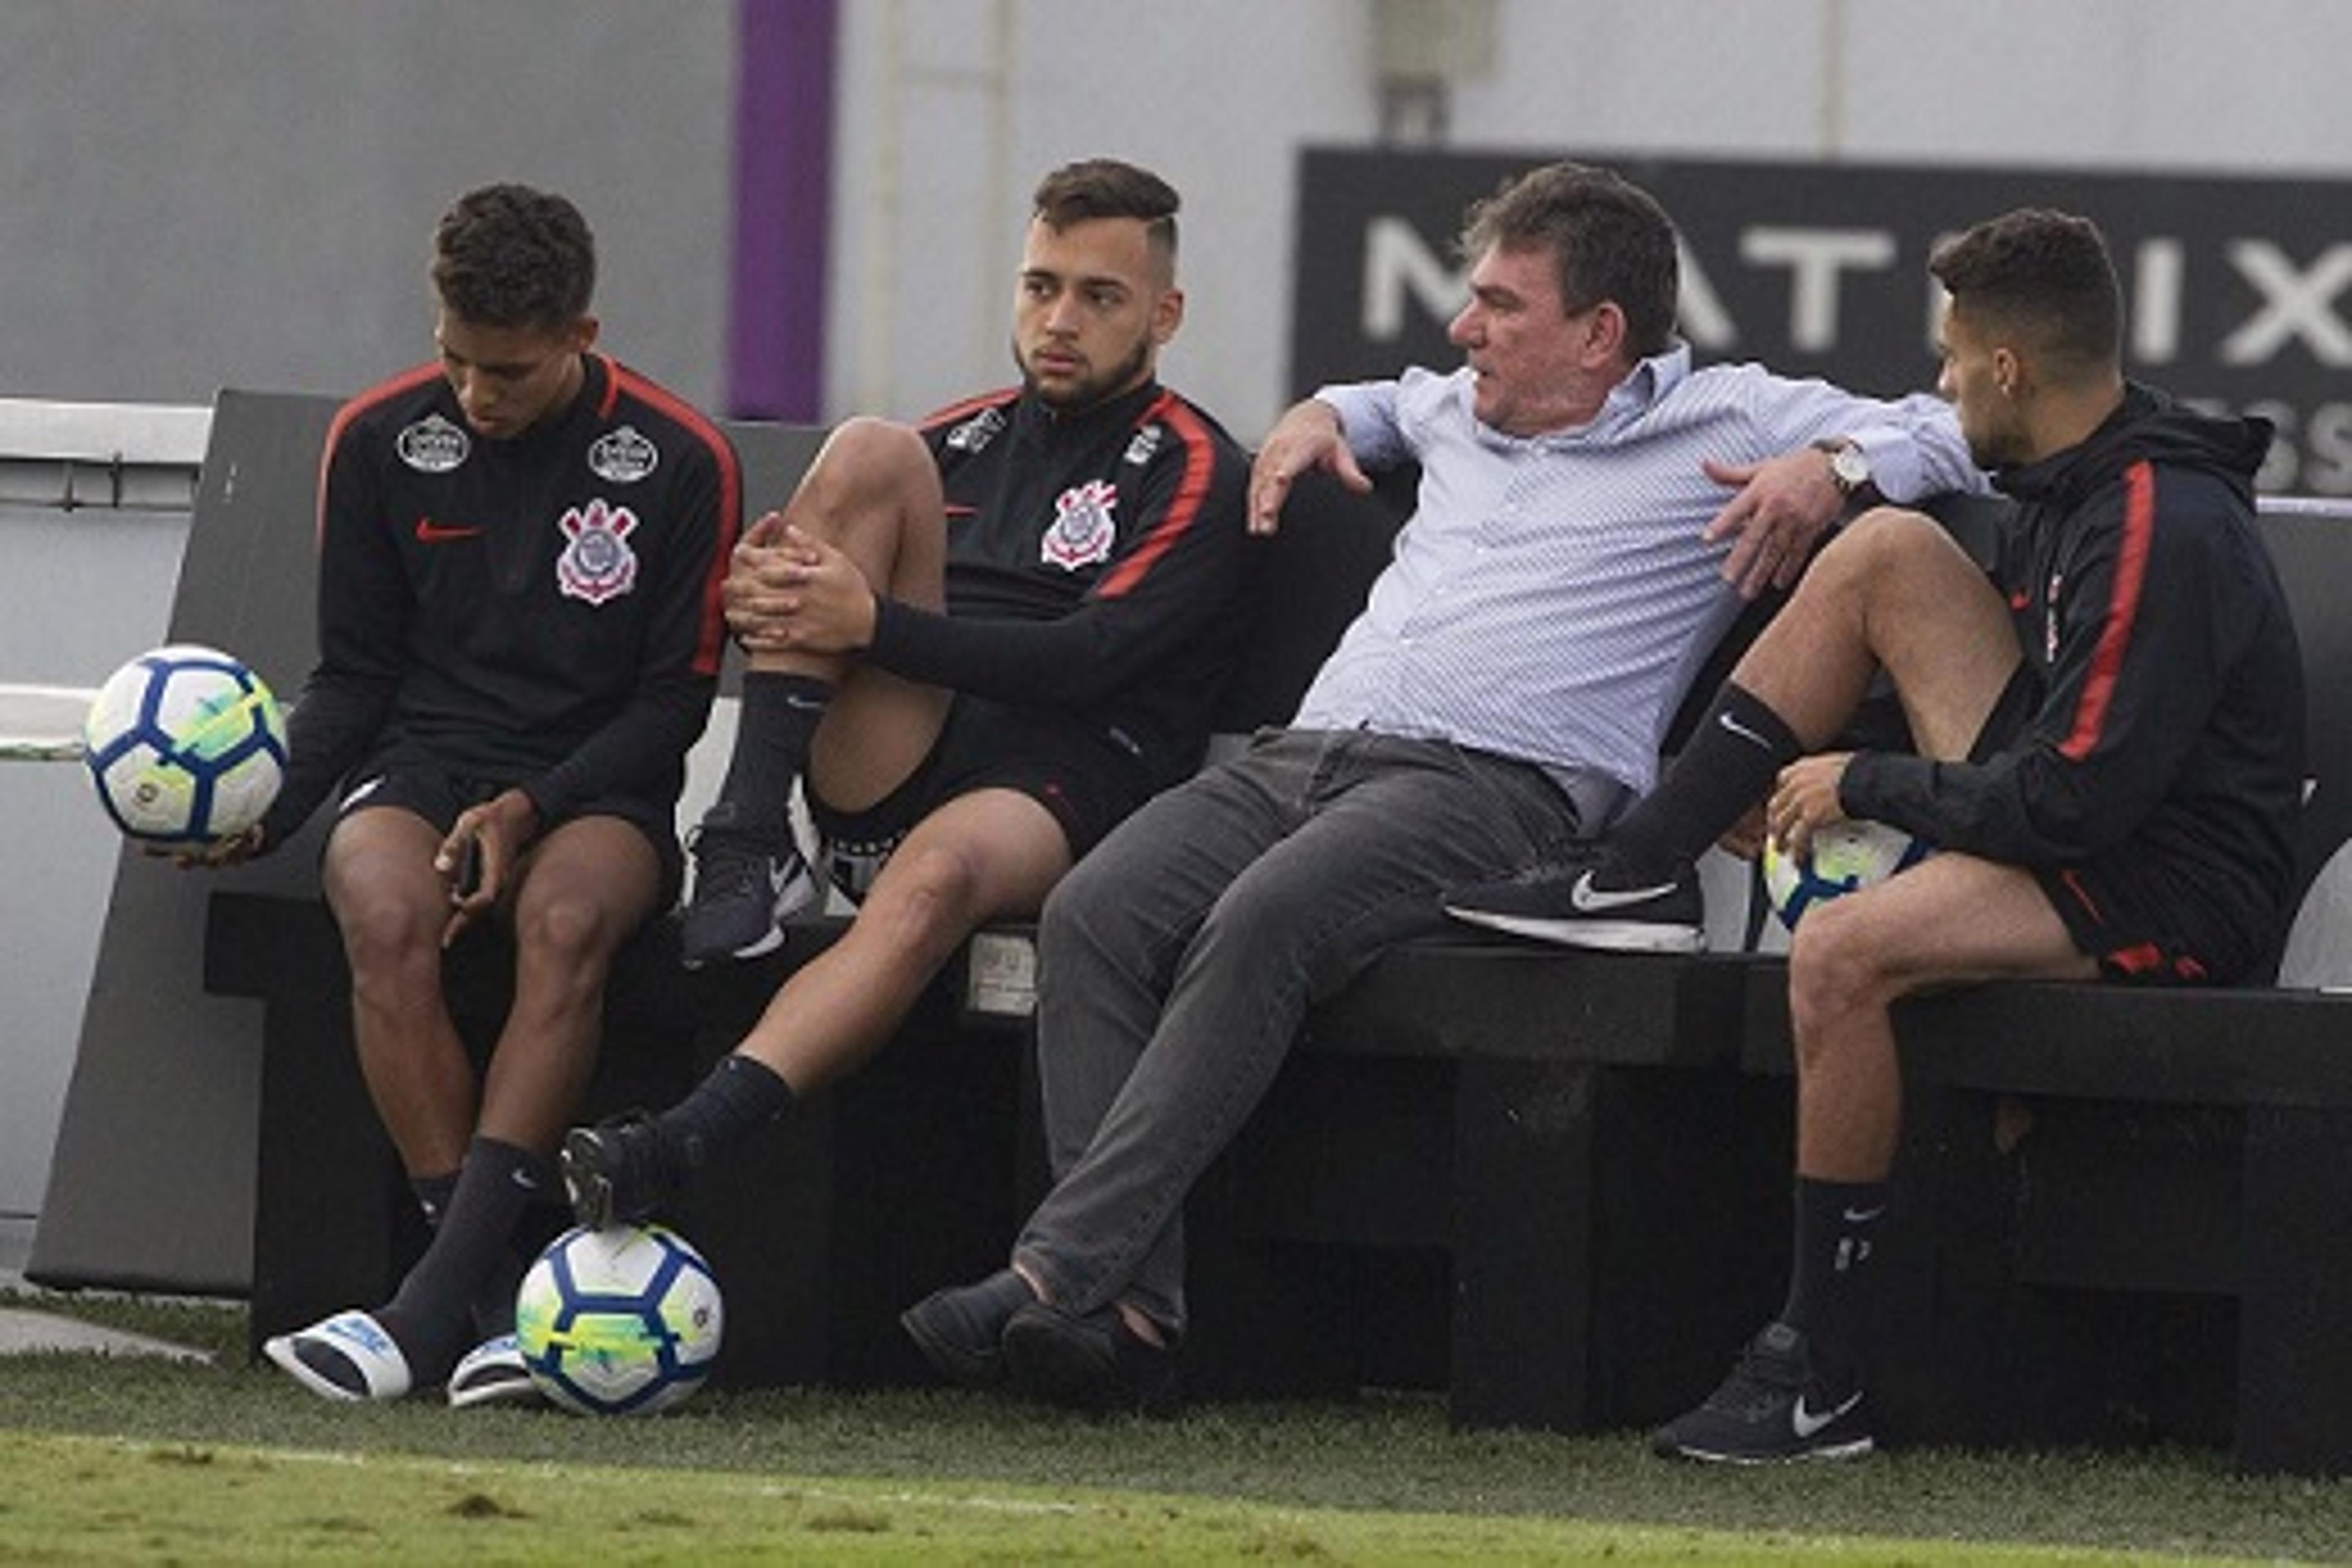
[4,1287,2349,1564]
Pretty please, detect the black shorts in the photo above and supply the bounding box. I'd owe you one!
[1969,668,2259,985]
[334,764,684,907]
[806,695,1158,900]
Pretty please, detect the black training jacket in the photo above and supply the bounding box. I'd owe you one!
[1842,385,2305,947]
[867,378,1251,791]
[263,354,741,844]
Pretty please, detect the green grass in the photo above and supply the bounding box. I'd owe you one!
[5,1286,2351,1563]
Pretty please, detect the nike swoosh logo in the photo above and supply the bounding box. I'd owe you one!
[415,516,484,542]
[1717,711,1772,748]
[1841,1205,1886,1224]
[944,503,979,518]
[1792,1389,1862,1439]
[1568,870,1679,913]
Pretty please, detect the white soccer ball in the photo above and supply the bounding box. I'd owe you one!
[1761,818,1933,932]
[515,1224,724,1415]
[81,644,287,845]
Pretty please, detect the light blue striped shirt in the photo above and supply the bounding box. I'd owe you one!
[1293,345,1982,797]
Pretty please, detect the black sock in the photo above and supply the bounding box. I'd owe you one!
[653,1053,797,1179]
[1604,683,1801,886]
[712,672,835,837]
[377,1137,548,1380]
[1779,1175,1888,1352]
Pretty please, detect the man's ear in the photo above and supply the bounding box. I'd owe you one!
[1583,300,1629,367]
[1153,285,1185,347]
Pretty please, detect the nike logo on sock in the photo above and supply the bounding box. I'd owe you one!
[1792,1389,1862,1439]
[1841,1205,1886,1224]
[1569,869,1679,913]
[1717,710,1773,748]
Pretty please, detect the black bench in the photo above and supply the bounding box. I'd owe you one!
[202,382,2352,1473]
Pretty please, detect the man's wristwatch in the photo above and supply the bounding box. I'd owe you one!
[1814,439,1872,502]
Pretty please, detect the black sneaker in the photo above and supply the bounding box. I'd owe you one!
[1000,1299,1178,1415]
[678,802,817,967]
[560,1114,676,1231]
[1444,853,1704,953]
[1651,1321,1873,1463]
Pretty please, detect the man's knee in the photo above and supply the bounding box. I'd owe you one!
[512,889,632,969]
[858,839,990,946]
[1808,505,1952,597]
[796,416,933,524]
[1785,896,1902,1049]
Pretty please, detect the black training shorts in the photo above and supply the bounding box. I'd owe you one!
[806,694,1160,900]
[1970,668,2264,984]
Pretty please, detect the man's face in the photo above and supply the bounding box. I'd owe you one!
[435,309,594,440]
[1446,243,1606,437]
[1936,304,2025,469]
[1012,216,1180,412]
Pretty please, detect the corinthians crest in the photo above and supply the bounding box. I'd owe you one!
[1042,479,1118,570]
[555,498,641,605]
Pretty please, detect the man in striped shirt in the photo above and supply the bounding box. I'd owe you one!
[560,161,1252,1240]
[900,161,1980,1413]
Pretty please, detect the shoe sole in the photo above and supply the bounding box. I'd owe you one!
[1444,905,1705,953]
[1655,1435,1875,1464]
[680,920,790,970]
[449,1370,546,1410]
[558,1133,618,1231]
[263,1334,366,1403]
[1000,1313,1128,1412]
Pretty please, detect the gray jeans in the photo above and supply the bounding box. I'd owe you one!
[1011,727,1598,1333]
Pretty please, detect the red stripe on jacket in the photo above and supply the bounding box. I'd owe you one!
[918,387,1020,432]
[1095,391,1214,599]
[2058,459,2155,763]
[608,360,744,677]
[315,363,446,546]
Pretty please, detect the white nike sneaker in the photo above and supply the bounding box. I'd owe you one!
[1443,856,1705,953]
[1651,1320,1874,1463]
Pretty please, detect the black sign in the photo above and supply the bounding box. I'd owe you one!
[1291,148,2352,493]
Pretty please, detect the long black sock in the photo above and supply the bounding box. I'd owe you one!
[1604,683,1801,885]
[1779,1175,1888,1355]
[712,672,835,837]
[377,1137,549,1381]
[410,1167,524,1338]
[652,1053,797,1180]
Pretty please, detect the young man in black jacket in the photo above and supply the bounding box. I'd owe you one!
[1450,208,2305,1461]
[245,184,742,1406]
[560,159,1250,1231]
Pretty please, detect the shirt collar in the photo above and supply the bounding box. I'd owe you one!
[1470,341,1692,451]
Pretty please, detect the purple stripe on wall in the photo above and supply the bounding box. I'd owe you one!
[726,0,837,421]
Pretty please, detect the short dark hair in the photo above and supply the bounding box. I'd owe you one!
[1460,162,1681,360]
[1929,209,2121,377]
[1031,158,1182,272]
[429,183,597,331]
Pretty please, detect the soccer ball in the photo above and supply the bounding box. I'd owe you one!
[81,644,287,845]
[514,1224,723,1415]
[1761,818,1933,932]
